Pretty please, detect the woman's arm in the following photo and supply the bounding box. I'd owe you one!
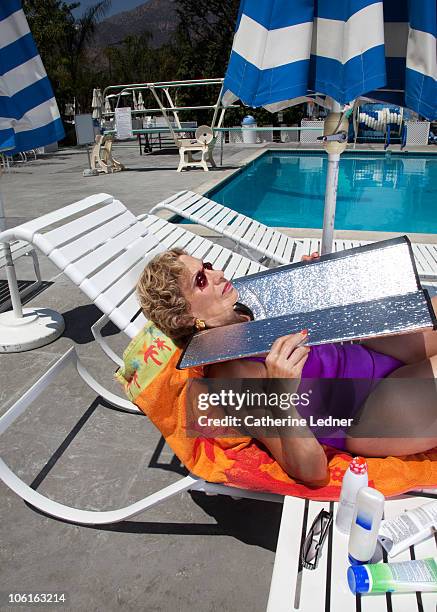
[207,332,329,485]
[256,431,328,486]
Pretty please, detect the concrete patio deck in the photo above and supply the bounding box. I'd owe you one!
[0,142,435,612]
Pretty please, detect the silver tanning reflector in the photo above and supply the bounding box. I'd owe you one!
[178,237,436,369]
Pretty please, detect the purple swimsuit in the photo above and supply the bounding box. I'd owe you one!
[245,343,403,451]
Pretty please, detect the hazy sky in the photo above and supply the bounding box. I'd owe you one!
[72,0,148,19]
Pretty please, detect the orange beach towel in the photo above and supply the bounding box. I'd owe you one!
[116,325,437,501]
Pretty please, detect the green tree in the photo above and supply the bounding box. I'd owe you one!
[175,0,239,80]
[64,0,112,104]
[23,0,111,113]
[104,32,154,84]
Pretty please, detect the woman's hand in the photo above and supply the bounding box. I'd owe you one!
[265,331,310,378]
[301,251,319,263]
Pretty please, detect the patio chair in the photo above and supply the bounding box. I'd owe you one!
[176,126,217,172]
[150,191,437,280]
[90,135,124,174]
[0,193,265,408]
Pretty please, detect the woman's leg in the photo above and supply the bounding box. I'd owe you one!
[346,355,437,456]
[361,295,437,364]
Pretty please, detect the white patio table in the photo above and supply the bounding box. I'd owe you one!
[267,493,437,612]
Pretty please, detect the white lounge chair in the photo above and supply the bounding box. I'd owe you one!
[0,194,264,401]
[150,191,437,280]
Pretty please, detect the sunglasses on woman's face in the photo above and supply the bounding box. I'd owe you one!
[195,262,213,290]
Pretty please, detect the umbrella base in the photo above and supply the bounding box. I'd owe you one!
[0,307,65,353]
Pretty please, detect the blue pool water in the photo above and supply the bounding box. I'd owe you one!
[206,152,437,233]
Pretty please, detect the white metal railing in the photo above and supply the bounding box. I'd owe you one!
[101,78,238,136]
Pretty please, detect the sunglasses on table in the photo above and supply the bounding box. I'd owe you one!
[301,509,333,570]
[195,261,213,289]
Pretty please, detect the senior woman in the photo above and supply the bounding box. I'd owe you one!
[136,248,437,485]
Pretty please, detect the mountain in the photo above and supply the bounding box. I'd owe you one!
[73,1,150,19]
[93,0,179,49]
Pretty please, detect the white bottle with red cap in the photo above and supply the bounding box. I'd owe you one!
[335,457,368,535]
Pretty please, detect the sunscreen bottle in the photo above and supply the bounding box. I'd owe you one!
[348,558,437,594]
[348,486,385,565]
[335,457,368,534]
[378,499,437,557]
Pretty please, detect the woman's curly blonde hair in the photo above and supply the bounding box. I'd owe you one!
[136,248,194,343]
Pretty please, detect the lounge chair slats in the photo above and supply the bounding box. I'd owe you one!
[212,248,233,272]
[228,215,252,242]
[248,260,263,274]
[10,194,115,243]
[58,211,139,266]
[36,200,127,254]
[282,235,296,262]
[215,209,239,232]
[94,258,145,315]
[291,240,308,263]
[80,235,154,301]
[233,256,253,278]
[200,244,228,268]
[413,244,437,279]
[184,196,213,218]
[188,238,211,260]
[264,229,282,257]
[151,191,437,279]
[204,204,231,226]
[64,224,151,284]
[169,190,198,211]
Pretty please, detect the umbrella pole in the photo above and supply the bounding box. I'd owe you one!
[321,152,340,255]
[0,186,23,317]
[320,107,349,255]
[0,187,65,352]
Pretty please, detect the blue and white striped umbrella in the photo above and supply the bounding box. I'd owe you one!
[222,0,436,254]
[0,0,65,155]
[0,1,65,351]
[223,0,436,119]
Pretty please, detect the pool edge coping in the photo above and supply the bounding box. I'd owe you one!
[191,146,436,243]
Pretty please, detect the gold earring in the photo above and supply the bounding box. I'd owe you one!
[194,319,206,331]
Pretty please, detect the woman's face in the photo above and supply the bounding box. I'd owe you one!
[179,254,240,328]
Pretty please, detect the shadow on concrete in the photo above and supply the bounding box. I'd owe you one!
[97,492,280,552]
[25,401,280,551]
[62,303,120,344]
[124,167,183,172]
[148,435,188,476]
[124,165,239,173]
[29,399,101,491]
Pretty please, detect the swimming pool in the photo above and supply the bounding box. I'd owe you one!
[206,151,437,234]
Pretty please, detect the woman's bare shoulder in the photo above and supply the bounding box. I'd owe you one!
[206,358,266,379]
